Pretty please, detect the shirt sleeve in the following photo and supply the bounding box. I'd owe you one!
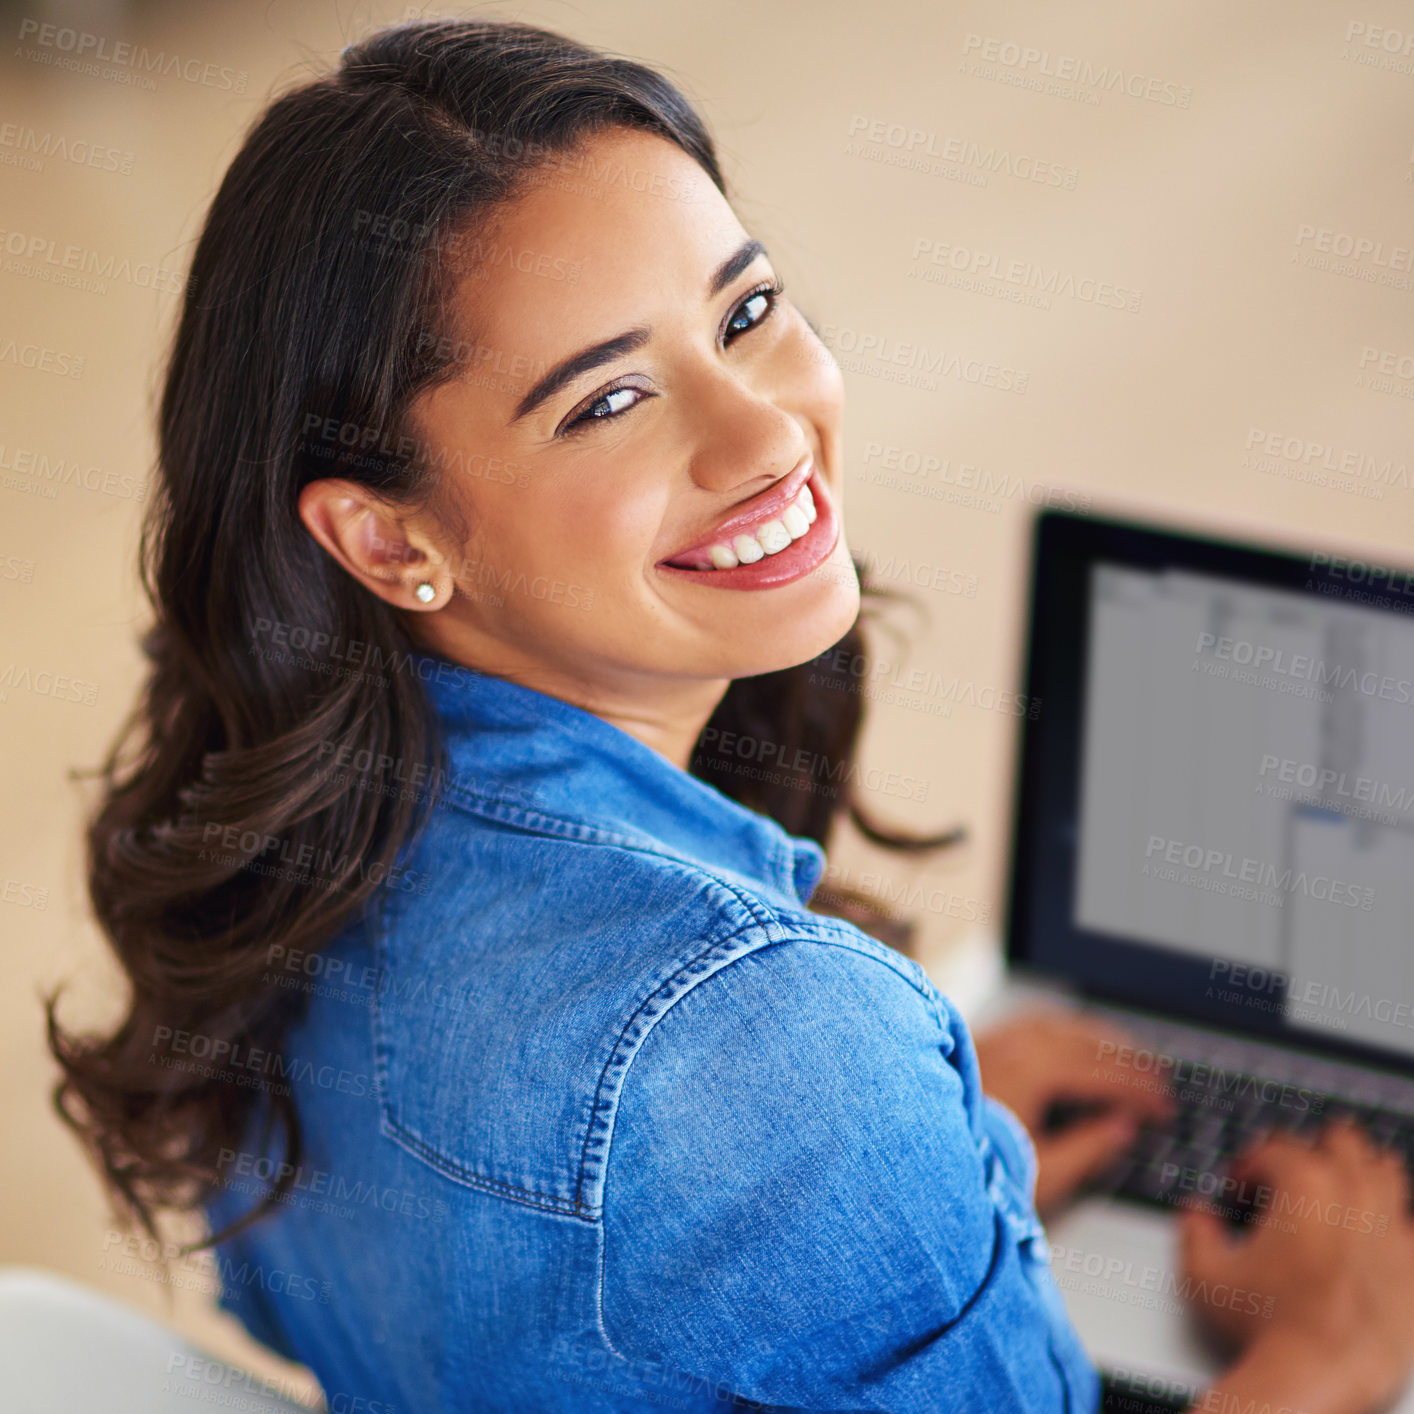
[599,936,1100,1413]
[983,1092,1041,1200]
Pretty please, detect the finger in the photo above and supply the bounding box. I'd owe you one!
[1382,1151,1411,1219]
[1009,1006,1080,1039]
[1318,1114,1376,1167]
[1046,1048,1176,1118]
[1312,1120,1404,1229]
[1178,1204,1238,1286]
[1353,1134,1409,1216]
[1037,1111,1139,1200]
[1229,1129,1318,1186]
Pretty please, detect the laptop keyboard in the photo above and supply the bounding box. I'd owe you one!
[1094,1077,1414,1220]
[1076,1008,1414,1223]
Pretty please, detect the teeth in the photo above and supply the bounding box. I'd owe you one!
[757,519,791,555]
[733,533,765,564]
[678,483,820,571]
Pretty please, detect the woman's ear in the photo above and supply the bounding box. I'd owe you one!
[297,478,451,610]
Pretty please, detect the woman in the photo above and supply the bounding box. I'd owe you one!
[48,19,1414,1413]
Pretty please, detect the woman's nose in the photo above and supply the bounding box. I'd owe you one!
[682,367,810,496]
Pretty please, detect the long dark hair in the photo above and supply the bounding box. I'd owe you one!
[46,17,958,1250]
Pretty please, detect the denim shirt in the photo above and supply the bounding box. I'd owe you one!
[206,653,1100,1413]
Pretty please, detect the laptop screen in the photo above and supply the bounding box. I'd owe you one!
[1007,510,1414,1073]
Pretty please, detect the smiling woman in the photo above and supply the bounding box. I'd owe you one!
[298,122,861,768]
[43,17,1103,1414]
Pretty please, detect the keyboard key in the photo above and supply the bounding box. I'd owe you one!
[1095,1056,1414,1216]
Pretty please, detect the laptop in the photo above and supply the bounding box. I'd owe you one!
[979,507,1414,1413]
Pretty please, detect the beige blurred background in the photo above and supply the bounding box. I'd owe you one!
[2,0,1412,1396]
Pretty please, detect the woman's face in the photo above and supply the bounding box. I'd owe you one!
[402,126,857,719]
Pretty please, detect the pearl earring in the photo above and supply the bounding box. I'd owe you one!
[414,582,436,604]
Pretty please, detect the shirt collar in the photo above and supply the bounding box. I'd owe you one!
[411,652,825,910]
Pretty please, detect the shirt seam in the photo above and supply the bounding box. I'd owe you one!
[579,926,940,1213]
[369,833,802,1218]
[591,931,948,1361]
[438,777,806,903]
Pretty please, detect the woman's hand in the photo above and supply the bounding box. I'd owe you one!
[972,1008,1173,1215]
[1181,1118,1414,1414]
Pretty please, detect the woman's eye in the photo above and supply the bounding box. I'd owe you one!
[563,383,646,433]
[724,281,781,342]
[586,386,640,419]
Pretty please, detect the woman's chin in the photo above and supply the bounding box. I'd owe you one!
[701,545,861,678]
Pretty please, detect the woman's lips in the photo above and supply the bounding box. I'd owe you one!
[660,454,815,568]
[656,470,841,590]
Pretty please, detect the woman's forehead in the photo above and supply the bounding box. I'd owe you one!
[448,129,740,336]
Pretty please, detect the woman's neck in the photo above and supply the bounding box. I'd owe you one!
[410,616,729,772]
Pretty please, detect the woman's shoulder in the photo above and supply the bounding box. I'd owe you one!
[594,932,1006,1405]
[360,791,964,1220]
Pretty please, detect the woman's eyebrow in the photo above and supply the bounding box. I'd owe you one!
[510,327,650,424]
[509,237,769,425]
[707,237,767,297]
